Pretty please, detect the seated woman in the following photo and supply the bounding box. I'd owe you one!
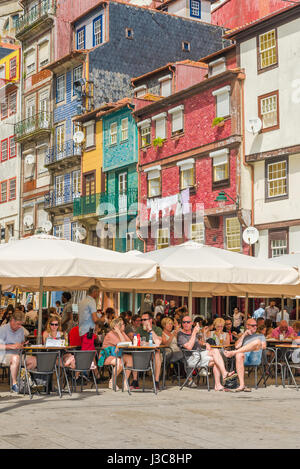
[43,315,75,369]
[204,318,230,347]
[161,317,183,363]
[101,318,138,390]
[265,319,274,339]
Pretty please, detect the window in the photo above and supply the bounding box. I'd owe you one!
[0,65,5,79]
[9,57,17,79]
[56,75,65,103]
[77,26,86,50]
[9,136,16,158]
[141,125,151,147]
[159,76,172,97]
[25,49,35,75]
[54,225,63,238]
[169,106,184,136]
[110,122,117,145]
[126,232,135,251]
[72,170,81,199]
[37,147,47,175]
[121,118,128,141]
[8,178,16,200]
[56,124,65,153]
[190,0,201,18]
[8,92,17,116]
[269,230,288,258]
[153,113,166,139]
[1,139,8,162]
[71,222,81,242]
[1,97,8,119]
[38,40,49,68]
[212,86,230,118]
[191,223,205,243]
[258,29,277,71]
[73,65,83,95]
[135,85,147,98]
[208,58,226,77]
[210,149,229,186]
[225,217,241,252]
[266,159,287,199]
[259,91,279,131]
[157,228,169,250]
[84,121,95,148]
[182,41,190,52]
[0,181,7,203]
[177,159,195,190]
[126,28,133,39]
[93,16,103,46]
[146,167,161,198]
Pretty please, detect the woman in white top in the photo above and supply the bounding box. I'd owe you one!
[233,307,244,329]
[154,298,165,317]
[42,315,75,369]
[204,318,230,347]
[161,317,183,362]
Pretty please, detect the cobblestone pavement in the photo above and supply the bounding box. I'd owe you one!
[0,380,299,449]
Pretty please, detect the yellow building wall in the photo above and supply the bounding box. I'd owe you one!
[0,48,20,83]
[82,119,103,194]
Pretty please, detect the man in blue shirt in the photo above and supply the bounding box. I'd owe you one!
[253,302,265,320]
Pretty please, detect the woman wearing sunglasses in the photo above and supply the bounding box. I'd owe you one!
[43,315,75,369]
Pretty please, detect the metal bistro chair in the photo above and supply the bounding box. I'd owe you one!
[180,348,212,391]
[245,349,268,389]
[284,347,300,391]
[164,348,184,387]
[122,349,157,395]
[24,351,61,400]
[68,350,99,395]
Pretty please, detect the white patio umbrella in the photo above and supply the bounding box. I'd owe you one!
[0,235,157,339]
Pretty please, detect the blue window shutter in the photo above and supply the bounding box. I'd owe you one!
[64,173,71,204]
[190,0,201,18]
[64,218,71,240]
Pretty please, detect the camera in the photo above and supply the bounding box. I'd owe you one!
[87,328,94,339]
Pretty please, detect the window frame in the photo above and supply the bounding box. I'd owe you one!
[9,136,16,159]
[9,57,17,79]
[146,167,161,199]
[212,86,231,119]
[1,97,8,120]
[93,15,103,47]
[268,228,289,258]
[8,91,17,116]
[140,124,151,148]
[190,222,205,244]
[210,149,230,189]
[190,0,201,18]
[225,216,241,253]
[1,138,8,162]
[109,122,118,146]
[73,64,83,96]
[121,117,129,142]
[169,105,184,136]
[258,90,279,133]
[265,156,288,203]
[8,177,16,201]
[0,180,7,203]
[56,74,65,104]
[76,26,86,50]
[157,227,170,250]
[257,28,278,74]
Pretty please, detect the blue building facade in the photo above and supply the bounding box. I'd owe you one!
[73,0,228,107]
[44,53,85,240]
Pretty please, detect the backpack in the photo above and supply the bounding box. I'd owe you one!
[224,376,239,390]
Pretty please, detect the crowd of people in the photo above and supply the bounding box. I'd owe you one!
[1,291,300,394]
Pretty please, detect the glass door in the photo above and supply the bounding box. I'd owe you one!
[118,172,127,214]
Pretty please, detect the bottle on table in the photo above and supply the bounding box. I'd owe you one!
[133,334,138,346]
[149,332,153,346]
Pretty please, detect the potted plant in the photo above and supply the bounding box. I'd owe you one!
[152,137,166,148]
[212,117,225,128]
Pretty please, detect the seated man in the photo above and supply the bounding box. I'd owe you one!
[0,311,36,393]
[272,320,296,339]
[223,317,241,342]
[178,315,236,391]
[136,312,162,390]
[224,319,266,392]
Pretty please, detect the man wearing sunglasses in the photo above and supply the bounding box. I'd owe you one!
[224,319,266,392]
[178,315,236,391]
[136,312,162,389]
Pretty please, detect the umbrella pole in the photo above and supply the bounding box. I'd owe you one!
[281,296,284,321]
[204,297,208,320]
[132,290,136,314]
[0,284,2,309]
[244,293,249,327]
[188,282,193,319]
[37,278,44,344]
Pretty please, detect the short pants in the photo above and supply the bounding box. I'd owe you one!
[244,350,262,366]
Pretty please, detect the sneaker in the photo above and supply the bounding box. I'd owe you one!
[188,380,198,389]
[11,384,19,393]
[155,381,160,391]
[131,380,140,389]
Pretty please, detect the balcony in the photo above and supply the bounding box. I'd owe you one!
[73,189,139,220]
[45,141,82,170]
[15,112,51,143]
[16,0,56,40]
[44,190,78,215]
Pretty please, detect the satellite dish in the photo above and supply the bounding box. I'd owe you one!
[25,154,34,165]
[246,117,262,135]
[42,220,52,233]
[243,226,259,245]
[75,226,87,241]
[73,131,85,144]
[23,215,33,228]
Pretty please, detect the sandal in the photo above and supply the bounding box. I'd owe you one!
[108,379,119,391]
[232,386,252,393]
[223,371,238,382]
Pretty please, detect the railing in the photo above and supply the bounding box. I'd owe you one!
[73,189,139,217]
[16,0,56,35]
[15,112,51,140]
[45,140,82,166]
[44,189,79,209]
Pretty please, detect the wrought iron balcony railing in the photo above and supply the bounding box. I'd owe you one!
[73,189,139,218]
[44,189,80,209]
[45,140,82,166]
[16,0,56,36]
[15,112,51,141]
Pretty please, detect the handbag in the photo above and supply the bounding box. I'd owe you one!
[224,376,238,390]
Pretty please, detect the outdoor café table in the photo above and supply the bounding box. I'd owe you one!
[117,344,168,391]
